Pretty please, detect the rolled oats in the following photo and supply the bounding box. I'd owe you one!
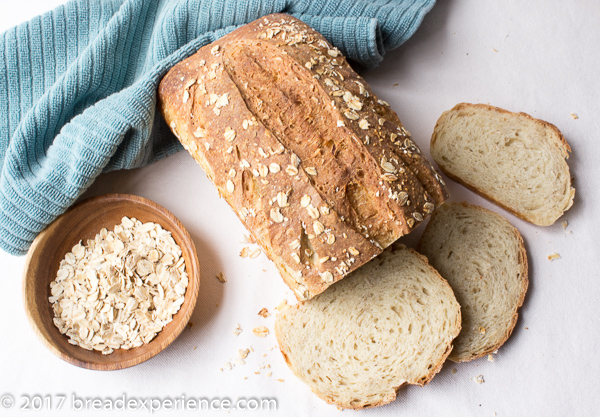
[49,217,189,355]
[253,326,269,337]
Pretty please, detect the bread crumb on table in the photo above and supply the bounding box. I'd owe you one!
[276,299,288,311]
[570,113,579,119]
[233,323,243,336]
[216,272,227,282]
[474,375,485,384]
[239,348,251,359]
[258,308,270,318]
[547,253,561,261]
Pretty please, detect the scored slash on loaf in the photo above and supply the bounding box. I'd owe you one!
[159,14,447,300]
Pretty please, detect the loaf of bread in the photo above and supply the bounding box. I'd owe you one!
[275,245,461,409]
[158,14,447,300]
[418,202,528,362]
[430,103,574,226]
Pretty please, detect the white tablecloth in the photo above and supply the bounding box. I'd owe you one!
[1,1,599,416]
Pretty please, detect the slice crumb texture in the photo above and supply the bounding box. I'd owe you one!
[275,246,461,409]
[418,202,528,362]
[430,103,574,226]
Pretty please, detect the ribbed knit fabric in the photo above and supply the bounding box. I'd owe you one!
[0,0,435,256]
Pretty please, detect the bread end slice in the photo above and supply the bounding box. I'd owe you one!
[275,245,461,409]
[418,202,528,362]
[431,103,575,226]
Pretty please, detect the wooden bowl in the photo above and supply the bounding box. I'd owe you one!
[23,194,200,370]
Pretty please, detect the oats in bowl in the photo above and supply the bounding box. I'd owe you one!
[49,216,189,355]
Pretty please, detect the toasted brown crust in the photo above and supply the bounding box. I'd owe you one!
[431,103,574,226]
[159,14,447,299]
[418,201,529,363]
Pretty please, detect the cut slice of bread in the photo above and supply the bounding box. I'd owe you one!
[418,202,528,362]
[274,245,461,409]
[430,103,575,226]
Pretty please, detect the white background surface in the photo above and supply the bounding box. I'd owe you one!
[1,1,599,416]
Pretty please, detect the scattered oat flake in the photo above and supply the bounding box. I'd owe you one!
[475,375,485,384]
[258,308,270,318]
[253,326,269,337]
[547,253,561,261]
[233,323,243,336]
[216,272,227,283]
[276,379,285,383]
[249,248,262,259]
[570,113,579,119]
[488,354,495,362]
[240,247,249,258]
[267,371,272,377]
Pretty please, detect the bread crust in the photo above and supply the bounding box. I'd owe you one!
[418,201,529,362]
[159,14,447,299]
[431,103,574,226]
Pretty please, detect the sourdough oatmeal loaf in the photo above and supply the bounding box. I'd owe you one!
[159,14,447,300]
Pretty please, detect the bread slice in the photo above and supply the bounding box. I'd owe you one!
[275,245,461,409]
[418,202,528,362]
[430,103,575,226]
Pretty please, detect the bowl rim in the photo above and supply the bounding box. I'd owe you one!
[22,193,201,371]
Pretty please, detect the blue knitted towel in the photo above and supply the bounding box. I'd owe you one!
[0,0,435,256]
